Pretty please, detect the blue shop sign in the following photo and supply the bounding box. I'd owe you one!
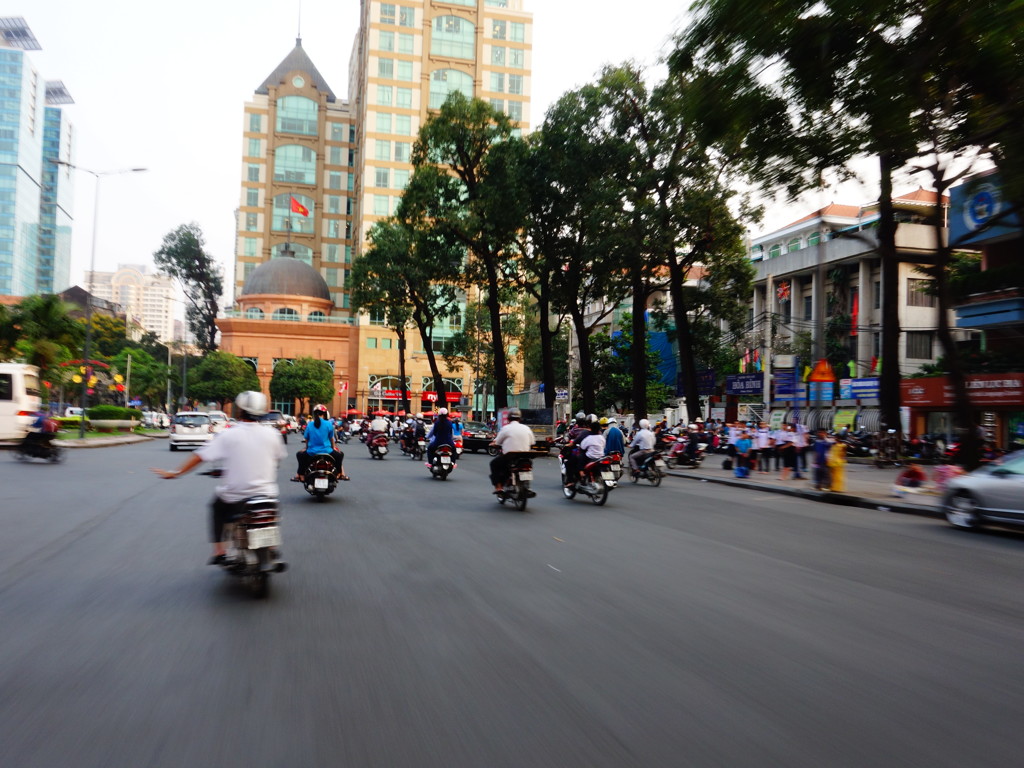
[949,175,1020,247]
[727,373,763,396]
[678,368,716,396]
[775,370,797,397]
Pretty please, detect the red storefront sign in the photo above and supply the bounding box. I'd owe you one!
[422,392,461,403]
[901,374,1024,408]
[382,389,412,400]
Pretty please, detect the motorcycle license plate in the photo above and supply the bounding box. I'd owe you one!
[247,526,281,549]
[379,447,388,454]
[655,460,667,469]
[441,457,451,466]
[611,464,621,473]
[517,471,533,481]
[601,471,614,481]
[418,441,426,447]
[314,478,329,489]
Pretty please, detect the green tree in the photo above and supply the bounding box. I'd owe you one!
[269,357,334,414]
[12,294,84,376]
[83,314,131,359]
[153,223,222,352]
[407,93,530,410]
[442,299,523,402]
[187,351,259,409]
[0,303,16,360]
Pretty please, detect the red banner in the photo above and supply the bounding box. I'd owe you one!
[382,389,412,400]
[422,392,461,403]
[901,374,1024,407]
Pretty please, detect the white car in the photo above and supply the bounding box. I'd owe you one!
[169,412,213,451]
[206,411,229,433]
[944,450,1024,531]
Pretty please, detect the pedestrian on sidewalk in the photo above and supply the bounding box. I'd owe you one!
[827,438,847,492]
[735,430,753,478]
[754,421,773,474]
[792,422,808,479]
[812,428,833,490]
[777,424,796,480]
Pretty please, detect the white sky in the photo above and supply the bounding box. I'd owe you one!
[20,0,891,306]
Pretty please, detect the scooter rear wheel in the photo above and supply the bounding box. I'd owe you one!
[562,484,577,499]
[513,489,528,511]
[590,484,609,506]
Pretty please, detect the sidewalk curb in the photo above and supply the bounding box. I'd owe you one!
[58,435,156,449]
[666,469,943,520]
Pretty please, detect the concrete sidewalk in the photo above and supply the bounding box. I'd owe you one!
[667,457,945,519]
[0,433,164,450]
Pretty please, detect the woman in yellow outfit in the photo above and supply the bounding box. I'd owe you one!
[827,440,847,492]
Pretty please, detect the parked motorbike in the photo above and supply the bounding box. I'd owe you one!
[15,435,63,463]
[367,433,389,459]
[300,454,341,500]
[630,450,668,486]
[495,456,535,511]
[203,470,285,599]
[560,453,617,506]
[428,444,456,480]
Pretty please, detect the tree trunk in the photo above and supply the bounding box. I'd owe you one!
[929,171,980,469]
[484,258,509,410]
[667,253,702,422]
[396,328,410,414]
[538,280,556,410]
[631,264,648,420]
[877,152,903,434]
[570,307,595,414]
[412,308,446,411]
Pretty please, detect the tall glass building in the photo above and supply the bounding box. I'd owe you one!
[0,18,74,297]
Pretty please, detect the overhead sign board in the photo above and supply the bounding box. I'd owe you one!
[726,373,763,396]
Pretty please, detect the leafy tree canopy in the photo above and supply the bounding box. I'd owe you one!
[153,223,222,352]
[186,351,259,408]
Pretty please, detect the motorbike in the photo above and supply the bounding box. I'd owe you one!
[367,433,389,459]
[428,444,456,480]
[495,456,534,511]
[560,453,617,506]
[336,429,351,444]
[630,450,668,486]
[664,438,705,469]
[607,451,624,481]
[454,437,464,459]
[15,434,63,463]
[299,454,341,500]
[412,437,426,461]
[203,470,285,599]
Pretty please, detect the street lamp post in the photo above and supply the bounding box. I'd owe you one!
[56,161,146,436]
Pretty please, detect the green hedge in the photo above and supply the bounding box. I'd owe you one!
[85,405,143,420]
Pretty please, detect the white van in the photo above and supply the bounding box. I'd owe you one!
[0,363,42,440]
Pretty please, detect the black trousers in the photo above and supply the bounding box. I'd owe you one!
[490,452,532,486]
[296,450,343,475]
[211,496,244,543]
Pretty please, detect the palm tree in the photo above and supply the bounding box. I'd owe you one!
[13,294,85,376]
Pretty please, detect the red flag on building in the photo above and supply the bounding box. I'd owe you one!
[850,293,859,336]
[289,196,309,217]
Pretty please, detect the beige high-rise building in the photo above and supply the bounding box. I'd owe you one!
[227,2,532,416]
[86,263,176,342]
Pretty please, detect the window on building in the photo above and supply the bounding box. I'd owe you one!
[508,74,523,95]
[375,139,391,160]
[397,60,413,81]
[750,244,764,259]
[272,243,313,265]
[486,0,509,6]
[379,30,395,51]
[431,16,476,59]
[370,308,387,325]
[399,5,415,27]
[246,307,264,319]
[874,280,881,309]
[907,331,934,359]
[398,33,414,53]
[327,195,341,214]
[276,96,318,135]
[492,20,506,39]
[907,278,936,307]
[786,238,801,253]
[367,337,378,348]
[377,85,393,105]
[273,144,317,185]
[509,47,524,68]
[380,3,395,24]
[394,142,410,162]
[396,87,413,108]
[245,213,258,230]
[490,72,505,92]
[330,123,345,142]
[510,22,525,41]
[396,114,412,135]
[394,169,410,189]
[328,172,342,190]
[376,112,392,133]
[244,238,257,257]
[429,69,474,109]
[506,100,522,121]
[248,113,262,132]
[381,338,393,350]
[378,57,394,78]
[490,98,504,112]
[375,168,390,188]
[374,195,389,216]
[327,145,341,165]
[308,311,327,323]
[272,308,299,321]
[807,231,821,246]
[246,189,258,207]
[803,295,812,321]
[247,164,260,182]
[247,138,262,157]
[768,244,782,259]
[491,46,505,65]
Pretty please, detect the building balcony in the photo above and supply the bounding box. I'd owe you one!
[952,264,1024,328]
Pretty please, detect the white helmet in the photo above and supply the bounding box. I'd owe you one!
[438,408,448,416]
[688,424,697,429]
[235,390,268,417]
[406,418,415,426]
[575,411,586,420]
[639,419,651,429]
[607,417,618,424]
[587,413,597,424]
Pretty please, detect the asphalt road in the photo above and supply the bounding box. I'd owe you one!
[2,437,1024,767]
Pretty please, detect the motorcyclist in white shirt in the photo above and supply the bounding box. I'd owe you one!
[629,419,656,472]
[489,408,535,493]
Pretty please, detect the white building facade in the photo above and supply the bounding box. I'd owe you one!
[86,264,177,342]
